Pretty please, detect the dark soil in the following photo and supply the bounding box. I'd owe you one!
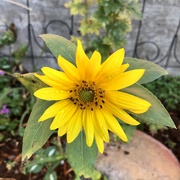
[0,134,74,180]
[0,110,179,180]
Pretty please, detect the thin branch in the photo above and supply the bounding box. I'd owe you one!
[2,0,32,11]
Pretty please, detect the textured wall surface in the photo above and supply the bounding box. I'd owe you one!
[0,0,72,70]
[126,0,180,75]
[0,0,180,74]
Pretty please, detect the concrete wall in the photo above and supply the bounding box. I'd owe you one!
[0,0,180,74]
[126,0,180,75]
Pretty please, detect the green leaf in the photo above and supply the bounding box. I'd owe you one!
[14,73,46,93]
[124,57,168,84]
[121,124,136,141]
[66,131,101,179]
[44,171,57,180]
[22,99,54,161]
[123,84,176,128]
[39,34,76,65]
[0,87,12,106]
[28,164,44,173]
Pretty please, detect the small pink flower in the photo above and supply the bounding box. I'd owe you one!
[0,104,10,115]
[0,70,5,76]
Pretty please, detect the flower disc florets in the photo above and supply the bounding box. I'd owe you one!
[69,80,105,111]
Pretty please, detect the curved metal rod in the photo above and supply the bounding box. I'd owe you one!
[45,20,73,35]
[174,20,180,63]
[27,24,47,50]
[25,0,73,69]
[134,19,180,68]
[135,41,160,62]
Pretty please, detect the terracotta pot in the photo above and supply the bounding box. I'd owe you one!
[96,130,180,180]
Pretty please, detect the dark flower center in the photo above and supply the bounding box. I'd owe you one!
[69,80,105,111]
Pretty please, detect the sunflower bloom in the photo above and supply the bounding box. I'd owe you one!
[34,40,151,153]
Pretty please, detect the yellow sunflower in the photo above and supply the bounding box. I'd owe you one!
[34,40,151,153]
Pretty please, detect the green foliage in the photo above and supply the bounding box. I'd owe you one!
[124,57,168,84]
[141,121,167,134]
[39,34,76,64]
[0,29,31,138]
[24,145,66,179]
[0,23,16,47]
[144,75,180,110]
[20,35,175,179]
[14,73,47,93]
[12,45,28,65]
[22,99,54,161]
[65,0,141,60]
[0,57,34,140]
[66,131,100,179]
[18,35,79,162]
[123,84,176,128]
[65,0,90,16]
[21,35,99,178]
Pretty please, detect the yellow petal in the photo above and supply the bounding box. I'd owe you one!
[67,109,82,143]
[120,63,130,73]
[102,48,125,71]
[34,87,70,100]
[76,40,89,78]
[102,109,128,142]
[82,109,94,147]
[105,91,151,114]
[104,100,140,125]
[41,67,73,85]
[97,48,125,80]
[50,102,78,130]
[86,50,101,80]
[100,69,145,90]
[35,74,59,87]
[35,74,74,90]
[94,108,109,142]
[58,123,68,136]
[58,55,80,82]
[97,63,129,84]
[39,100,69,122]
[95,132,104,153]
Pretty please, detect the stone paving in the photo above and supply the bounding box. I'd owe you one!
[96,130,180,180]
